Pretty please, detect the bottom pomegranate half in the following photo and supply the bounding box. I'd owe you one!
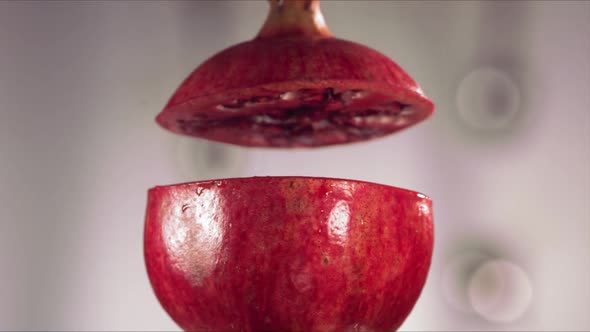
[144,176,433,332]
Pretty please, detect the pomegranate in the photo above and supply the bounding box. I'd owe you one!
[156,0,434,147]
[144,176,433,331]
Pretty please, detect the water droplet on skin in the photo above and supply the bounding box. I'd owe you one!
[181,203,191,213]
[346,323,373,331]
[214,180,223,187]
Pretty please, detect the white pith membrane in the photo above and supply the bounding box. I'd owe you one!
[174,87,416,147]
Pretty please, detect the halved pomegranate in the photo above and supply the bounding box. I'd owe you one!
[144,176,433,331]
[156,0,434,147]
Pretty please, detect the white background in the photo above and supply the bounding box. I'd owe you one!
[0,1,588,330]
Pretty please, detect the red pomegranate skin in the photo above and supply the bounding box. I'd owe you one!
[144,177,433,331]
[156,37,434,147]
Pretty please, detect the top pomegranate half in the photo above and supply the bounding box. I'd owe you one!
[156,0,434,147]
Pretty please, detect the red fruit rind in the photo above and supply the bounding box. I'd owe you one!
[156,1,434,147]
[144,176,433,332]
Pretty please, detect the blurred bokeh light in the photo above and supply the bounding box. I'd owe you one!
[468,259,533,323]
[456,67,521,131]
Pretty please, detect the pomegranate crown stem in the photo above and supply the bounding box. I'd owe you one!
[256,0,333,39]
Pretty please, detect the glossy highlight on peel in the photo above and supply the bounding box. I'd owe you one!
[144,176,433,332]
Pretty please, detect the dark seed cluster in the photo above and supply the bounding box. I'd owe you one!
[175,88,412,146]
